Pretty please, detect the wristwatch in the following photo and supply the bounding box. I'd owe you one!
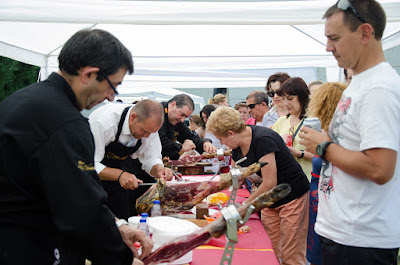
[316,141,333,158]
[116,219,128,228]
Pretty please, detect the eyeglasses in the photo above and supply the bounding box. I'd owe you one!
[266,90,277,98]
[99,71,119,95]
[337,0,366,23]
[179,111,189,118]
[246,103,262,109]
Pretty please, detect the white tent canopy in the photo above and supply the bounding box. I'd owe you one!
[116,86,205,108]
[1,0,400,89]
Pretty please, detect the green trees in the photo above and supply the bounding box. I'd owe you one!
[0,56,40,102]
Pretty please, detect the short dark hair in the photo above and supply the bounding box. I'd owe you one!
[266,72,291,90]
[246,91,269,105]
[277,77,310,119]
[323,0,386,40]
[58,29,134,82]
[168,94,194,111]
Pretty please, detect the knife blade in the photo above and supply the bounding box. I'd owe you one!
[171,169,184,181]
[138,183,156,186]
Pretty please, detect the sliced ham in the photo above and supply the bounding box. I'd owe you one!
[142,183,291,265]
[136,162,266,214]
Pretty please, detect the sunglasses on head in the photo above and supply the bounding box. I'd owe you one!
[337,0,366,23]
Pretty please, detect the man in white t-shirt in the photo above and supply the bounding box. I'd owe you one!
[299,0,400,264]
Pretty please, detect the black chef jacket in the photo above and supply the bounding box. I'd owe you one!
[159,102,208,160]
[0,73,131,265]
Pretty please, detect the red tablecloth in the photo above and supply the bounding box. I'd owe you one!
[182,175,279,265]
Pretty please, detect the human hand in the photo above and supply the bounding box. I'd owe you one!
[179,149,197,159]
[299,127,331,155]
[118,224,154,260]
[203,141,217,154]
[181,139,196,153]
[151,164,173,181]
[132,258,144,265]
[119,172,143,190]
[159,167,174,181]
[287,146,302,158]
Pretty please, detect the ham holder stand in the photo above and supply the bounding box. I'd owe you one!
[218,157,256,265]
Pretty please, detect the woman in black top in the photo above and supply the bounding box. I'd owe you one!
[207,106,309,265]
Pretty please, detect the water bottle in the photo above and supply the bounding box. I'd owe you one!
[151,200,162,217]
[137,219,150,237]
[140,212,149,221]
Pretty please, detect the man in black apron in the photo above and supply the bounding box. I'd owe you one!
[89,100,173,220]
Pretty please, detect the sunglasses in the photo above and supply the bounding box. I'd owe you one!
[337,0,366,23]
[246,103,262,109]
[99,71,119,95]
[266,90,277,98]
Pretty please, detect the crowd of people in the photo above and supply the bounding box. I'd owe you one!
[1,0,399,265]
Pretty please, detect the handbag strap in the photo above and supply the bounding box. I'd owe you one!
[292,118,305,142]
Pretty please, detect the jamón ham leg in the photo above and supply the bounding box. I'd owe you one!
[136,162,266,214]
[142,183,291,265]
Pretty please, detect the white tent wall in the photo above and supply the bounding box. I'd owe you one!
[1,0,400,101]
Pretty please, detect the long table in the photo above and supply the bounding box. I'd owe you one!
[182,175,279,265]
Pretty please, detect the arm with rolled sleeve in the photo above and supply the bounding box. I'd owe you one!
[176,123,209,154]
[37,119,131,265]
[135,132,163,176]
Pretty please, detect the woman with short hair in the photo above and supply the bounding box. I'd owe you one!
[272,77,313,181]
[207,106,310,265]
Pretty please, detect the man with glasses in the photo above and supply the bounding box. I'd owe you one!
[299,1,400,264]
[159,94,216,160]
[0,29,152,265]
[89,99,173,220]
[245,91,270,127]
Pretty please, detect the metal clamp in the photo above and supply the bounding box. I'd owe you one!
[226,168,241,206]
[219,204,241,265]
[220,204,241,242]
[219,203,256,265]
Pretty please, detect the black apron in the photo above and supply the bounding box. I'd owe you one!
[101,107,154,219]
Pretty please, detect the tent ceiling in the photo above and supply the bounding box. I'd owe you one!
[1,0,400,88]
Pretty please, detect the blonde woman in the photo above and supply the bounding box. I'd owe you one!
[207,106,309,265]
[208,93,229,106]
[305,82,346,265]
[188,114,203,132]
[234,102,250,122]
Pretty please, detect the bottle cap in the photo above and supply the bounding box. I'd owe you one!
[154,200,160,204]
[141,213,149,217]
